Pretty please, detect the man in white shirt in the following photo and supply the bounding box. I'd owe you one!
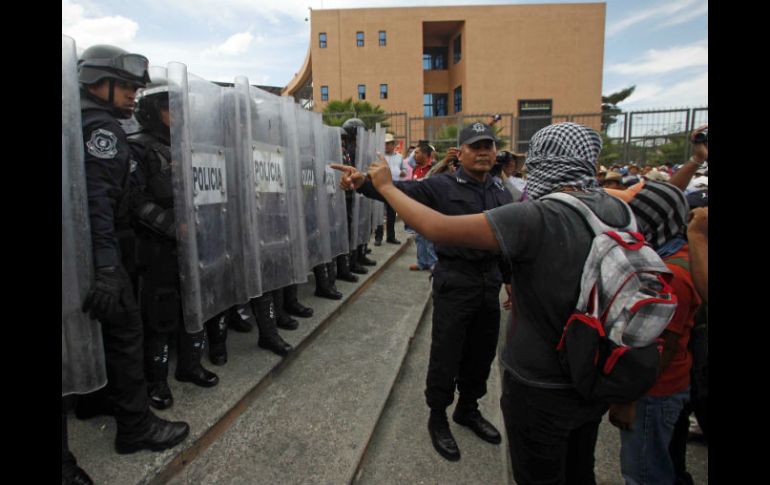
[375,133,406,245]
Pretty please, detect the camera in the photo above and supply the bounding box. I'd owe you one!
[692,129,708,144]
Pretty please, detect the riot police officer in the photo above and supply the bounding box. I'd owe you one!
[341,118,376,274]
[333,126,359,283]
[77,44,189,453]
[128,86,219,410]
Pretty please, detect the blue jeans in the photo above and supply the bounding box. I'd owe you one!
[415,233,437,270]
[620,389,690,485]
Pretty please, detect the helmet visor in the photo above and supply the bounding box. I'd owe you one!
[83,53,149,79]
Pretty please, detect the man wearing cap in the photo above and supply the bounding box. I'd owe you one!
[373,133,406,245]
[332,122,513,462]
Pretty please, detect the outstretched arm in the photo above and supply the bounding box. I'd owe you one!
[366,160,499,251]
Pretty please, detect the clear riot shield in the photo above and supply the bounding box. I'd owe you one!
[62,34,107,396]
[370,124,386,232]
[355,126,373,247]
[232,76,262,300]
[168,62,246,333]
[322,125,349,258]
[297,107,331,269]
[248,87,308,292]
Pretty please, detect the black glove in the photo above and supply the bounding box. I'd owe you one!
[82,266,121,320]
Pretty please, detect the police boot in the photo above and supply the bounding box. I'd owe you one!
[205,313,228,366]
[358,244,377,266]
[145,334,173,410]
[314,264,343,300]
[227,304,253,333]
[115,412,190,455]
[251,295,293,356]
[374,225,384,246]
[271,289,299,330]
[283,283,314,318]
[350,249,369,274]
[175,330,219,387]
[336,254,359,282]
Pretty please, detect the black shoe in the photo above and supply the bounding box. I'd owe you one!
[315,286,343,300]
[276,314,299,331]
[115,413,190,455]
[62,465,94,485]
[147,380,174,410]
[208,341,227,366]
[452,410,501,444]
[285,301,313,318]
[359,255,377,266]
[350,262,368,274]
[337,272,359,282]
[258,335,293,356]
[428,421,460,461]
[365,247,373,254]
[175,365,219,388]
[386,238,401,244]
[374,239,382,246]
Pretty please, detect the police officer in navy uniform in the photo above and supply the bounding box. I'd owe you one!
[76,44,189,454]
[334,122,513,461]
[128,87,220,410]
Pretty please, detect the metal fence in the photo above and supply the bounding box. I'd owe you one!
[320,107,707,166]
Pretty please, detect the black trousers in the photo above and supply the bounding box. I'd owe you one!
[384,201,396,241]
[424,261,501,412]
[501,372,608,485]
[95,265,151,434]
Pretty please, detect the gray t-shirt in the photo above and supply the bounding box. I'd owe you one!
[485,191,630,388]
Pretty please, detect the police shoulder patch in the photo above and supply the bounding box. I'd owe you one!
[86,129,118,159]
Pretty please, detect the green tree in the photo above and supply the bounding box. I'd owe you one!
[602,85,635,133]
[321,98,389,130]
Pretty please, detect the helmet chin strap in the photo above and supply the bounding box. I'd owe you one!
[108,79,116,106]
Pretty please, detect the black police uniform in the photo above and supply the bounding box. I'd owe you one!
[79,88,151,433]
[128,127,219,407]
[358,167,513,414]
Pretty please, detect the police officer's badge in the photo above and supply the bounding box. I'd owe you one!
[86,129,118,159]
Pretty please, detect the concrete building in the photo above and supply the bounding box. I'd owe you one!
[284,2,606,140]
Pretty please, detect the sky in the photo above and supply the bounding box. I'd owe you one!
[62,0,708,111]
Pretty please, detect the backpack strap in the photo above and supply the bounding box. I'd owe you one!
[541,192,637,235]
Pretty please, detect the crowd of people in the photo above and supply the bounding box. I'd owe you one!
[63,38,707,485]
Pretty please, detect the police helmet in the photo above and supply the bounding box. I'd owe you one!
[342,118,366,137]
[78,44,151,88]
[134,86,169,133]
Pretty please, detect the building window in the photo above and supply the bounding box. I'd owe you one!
[319,33,327,49]
[454,86,462,113]
[453,35,462,64]
[518,99,553,152]
[321,85,329,101]
[423,93,448,117]
[380,84,388,99]
[423,47,448,70]
[379,31,386,46]
[357,32,364,47]
[358,84,366,100]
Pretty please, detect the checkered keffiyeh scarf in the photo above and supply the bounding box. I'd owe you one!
[524,122,604,200]
[628,180,689,250]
